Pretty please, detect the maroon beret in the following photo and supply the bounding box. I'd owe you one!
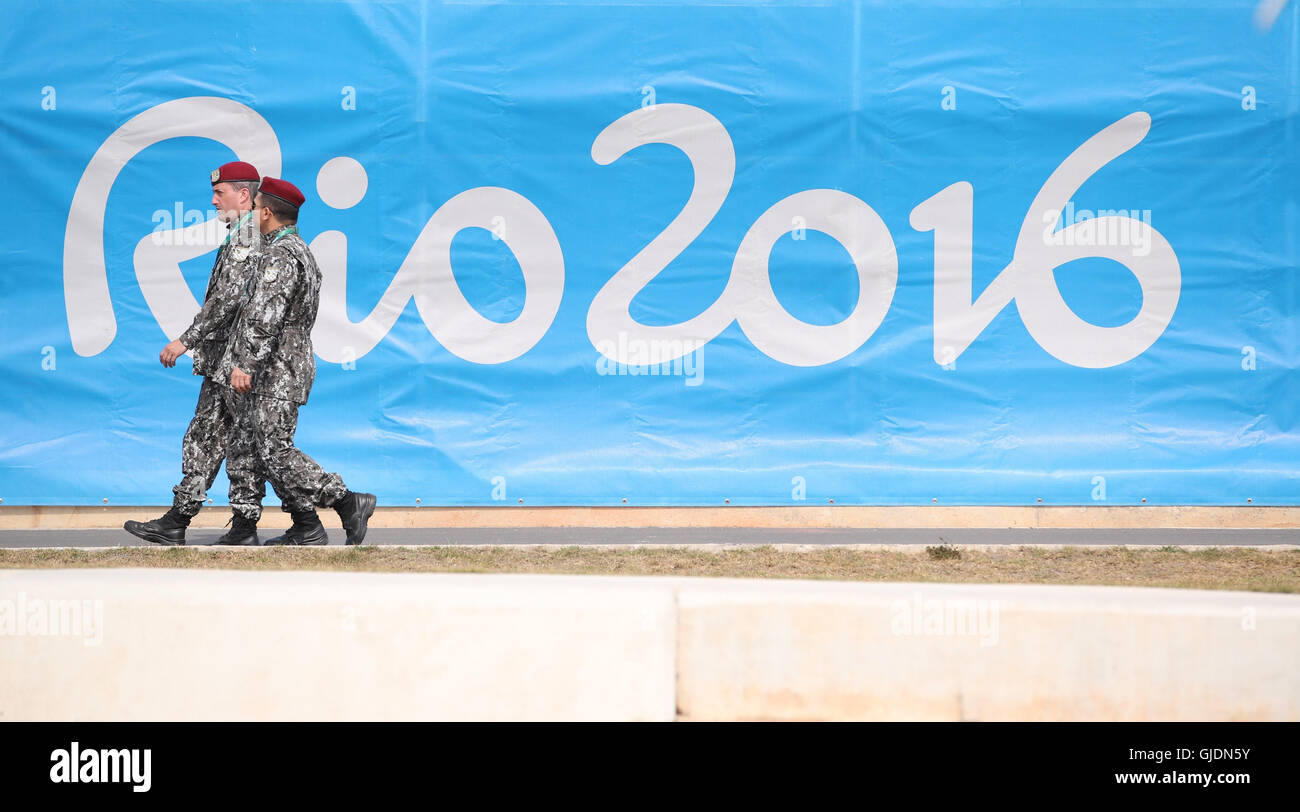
[258,176,305,209]
[210,161,260,185]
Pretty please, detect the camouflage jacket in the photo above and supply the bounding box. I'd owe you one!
[218,226,319,405]
[178,212,264,377]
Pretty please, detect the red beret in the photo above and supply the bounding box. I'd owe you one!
[258,176,305,209]
[210,161,260,185]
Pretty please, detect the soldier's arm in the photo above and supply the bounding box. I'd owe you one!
[231,248,298,376]
[179,243,260,348]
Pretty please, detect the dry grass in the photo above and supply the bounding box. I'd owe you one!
[0,544,1297,593]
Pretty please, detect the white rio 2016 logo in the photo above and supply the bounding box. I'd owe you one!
[63,97,1179,369]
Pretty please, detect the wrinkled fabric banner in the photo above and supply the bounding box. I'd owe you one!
[0,0,1296,506]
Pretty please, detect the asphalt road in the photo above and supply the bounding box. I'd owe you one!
[0,527,1296,548]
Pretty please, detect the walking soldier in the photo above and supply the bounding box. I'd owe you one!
[224,176,376,545]
[124,161,268,546]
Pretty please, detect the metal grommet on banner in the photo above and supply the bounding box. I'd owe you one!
[414,498,422,506]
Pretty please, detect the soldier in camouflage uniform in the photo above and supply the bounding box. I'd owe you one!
[124,162,268,547]
[223,176,376,545]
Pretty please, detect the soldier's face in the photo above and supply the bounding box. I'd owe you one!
[253,194,273,234]
[212,183,249,223]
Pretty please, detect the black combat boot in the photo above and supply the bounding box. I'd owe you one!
[264,510,329,546]
[333,491,377,546]
[123,507,191,546]
[214,513,260,546]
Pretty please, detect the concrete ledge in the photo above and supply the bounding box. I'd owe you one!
[2,569,1297,721]
[3,504,1299,530]
[676,581,1300,721]
[0,570,676,721]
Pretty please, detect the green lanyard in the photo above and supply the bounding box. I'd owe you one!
[270,226,299,245]
[222,211,254,246]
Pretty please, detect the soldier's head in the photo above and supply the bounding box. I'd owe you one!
[209,162,261,223]
[254,177,305,234]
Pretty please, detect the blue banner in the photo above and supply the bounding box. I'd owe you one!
[1,0,1297,506]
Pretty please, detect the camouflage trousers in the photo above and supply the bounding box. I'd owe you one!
[171,378,233,517]
[220,388,270,521]
[172,378,267,519]
[228,392,347,516]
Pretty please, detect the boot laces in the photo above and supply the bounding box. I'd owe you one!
[159,507,189,529]
[225,514,257,532]
[289,512,320,533]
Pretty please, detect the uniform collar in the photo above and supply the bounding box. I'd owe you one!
[221,210,255,246]
[269,225,299,245]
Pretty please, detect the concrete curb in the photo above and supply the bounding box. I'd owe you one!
[4,505,1300,530]
[6,543,1300,553]
[1,569,1296,721]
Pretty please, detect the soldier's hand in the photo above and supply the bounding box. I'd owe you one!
[231,367,252,393]
[160,339,187,368]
